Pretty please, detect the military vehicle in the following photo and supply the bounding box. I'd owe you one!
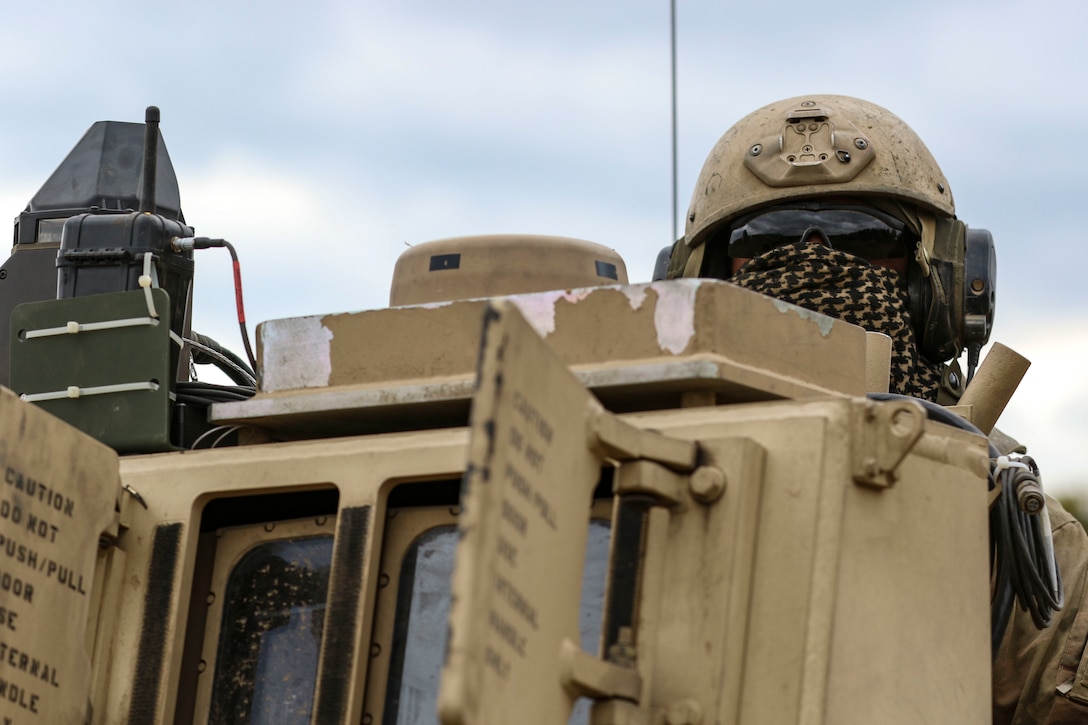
[0,108,1059,724]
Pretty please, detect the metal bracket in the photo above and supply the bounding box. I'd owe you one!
[614,458,733,508]
[559,637,641,703]
[852,399,926,488]
[587,408,698,473]
[614,459,686,506]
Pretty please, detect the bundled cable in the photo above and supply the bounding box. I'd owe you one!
[190,424,247,450]
[990,455,1063,634]
[188,332,257,387]
[175,380,255,406]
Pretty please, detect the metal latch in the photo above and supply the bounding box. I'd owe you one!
[852,398,925,488]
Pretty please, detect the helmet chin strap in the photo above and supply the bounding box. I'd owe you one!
[917,212,937,277]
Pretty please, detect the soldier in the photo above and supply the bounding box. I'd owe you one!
[666,94,1088,724]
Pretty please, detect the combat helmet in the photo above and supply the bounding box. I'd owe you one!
[675,94,995,370]
[684,94,954,249]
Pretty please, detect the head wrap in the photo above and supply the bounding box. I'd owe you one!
[731,241,942,400]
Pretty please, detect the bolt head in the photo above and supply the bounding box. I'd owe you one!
[690,466,726,503]
[666,699,704,725]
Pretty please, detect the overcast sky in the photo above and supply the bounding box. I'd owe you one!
[1,0,1085,494]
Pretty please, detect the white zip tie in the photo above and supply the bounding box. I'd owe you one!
[140,252,159,319]
[994,455,1030,472]
[20,380,160,403]
[24,316,160,339]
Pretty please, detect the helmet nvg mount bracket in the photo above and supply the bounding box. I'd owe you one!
[744,102,876,190]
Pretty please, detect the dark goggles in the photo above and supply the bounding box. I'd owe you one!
[727,206,917,261]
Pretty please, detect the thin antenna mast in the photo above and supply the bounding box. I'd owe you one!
[670,0,679,242]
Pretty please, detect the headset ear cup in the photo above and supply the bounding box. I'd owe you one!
[908,256,958,362]
[907,257,933,354]
[963,228,997,351]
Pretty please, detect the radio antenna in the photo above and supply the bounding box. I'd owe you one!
[140,106,160,214]
[670,0,678,243]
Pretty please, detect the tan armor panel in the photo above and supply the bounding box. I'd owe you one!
[389,234,628,306]
[6,278,998,725]
[440,303,993,725]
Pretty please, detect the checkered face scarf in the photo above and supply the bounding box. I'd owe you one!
[730,241,942,400]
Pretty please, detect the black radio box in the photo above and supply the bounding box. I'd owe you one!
[57,210,195,378]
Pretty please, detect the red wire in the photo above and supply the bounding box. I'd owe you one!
[233,259,246,324]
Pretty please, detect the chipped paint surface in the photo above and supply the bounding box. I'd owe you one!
[218,277,871,421]
[509,289,595,336]
[512,280,701,355]
[621,281,699,355]
[621,285,649,311]
[649,281,698,354]
[262,316,334,389]
[771,298,835,337]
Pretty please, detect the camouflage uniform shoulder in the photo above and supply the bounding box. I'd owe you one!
[990,427,1027,456]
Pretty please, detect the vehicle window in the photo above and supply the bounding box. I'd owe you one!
[208,535,334,724]
[382,519,611,725]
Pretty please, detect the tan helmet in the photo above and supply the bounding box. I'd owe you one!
[684,94,955,251]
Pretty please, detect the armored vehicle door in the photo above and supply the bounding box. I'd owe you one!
[0,388,120,725]
[440,301,993,725]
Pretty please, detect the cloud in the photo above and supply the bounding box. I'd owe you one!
[179,151,397,346]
